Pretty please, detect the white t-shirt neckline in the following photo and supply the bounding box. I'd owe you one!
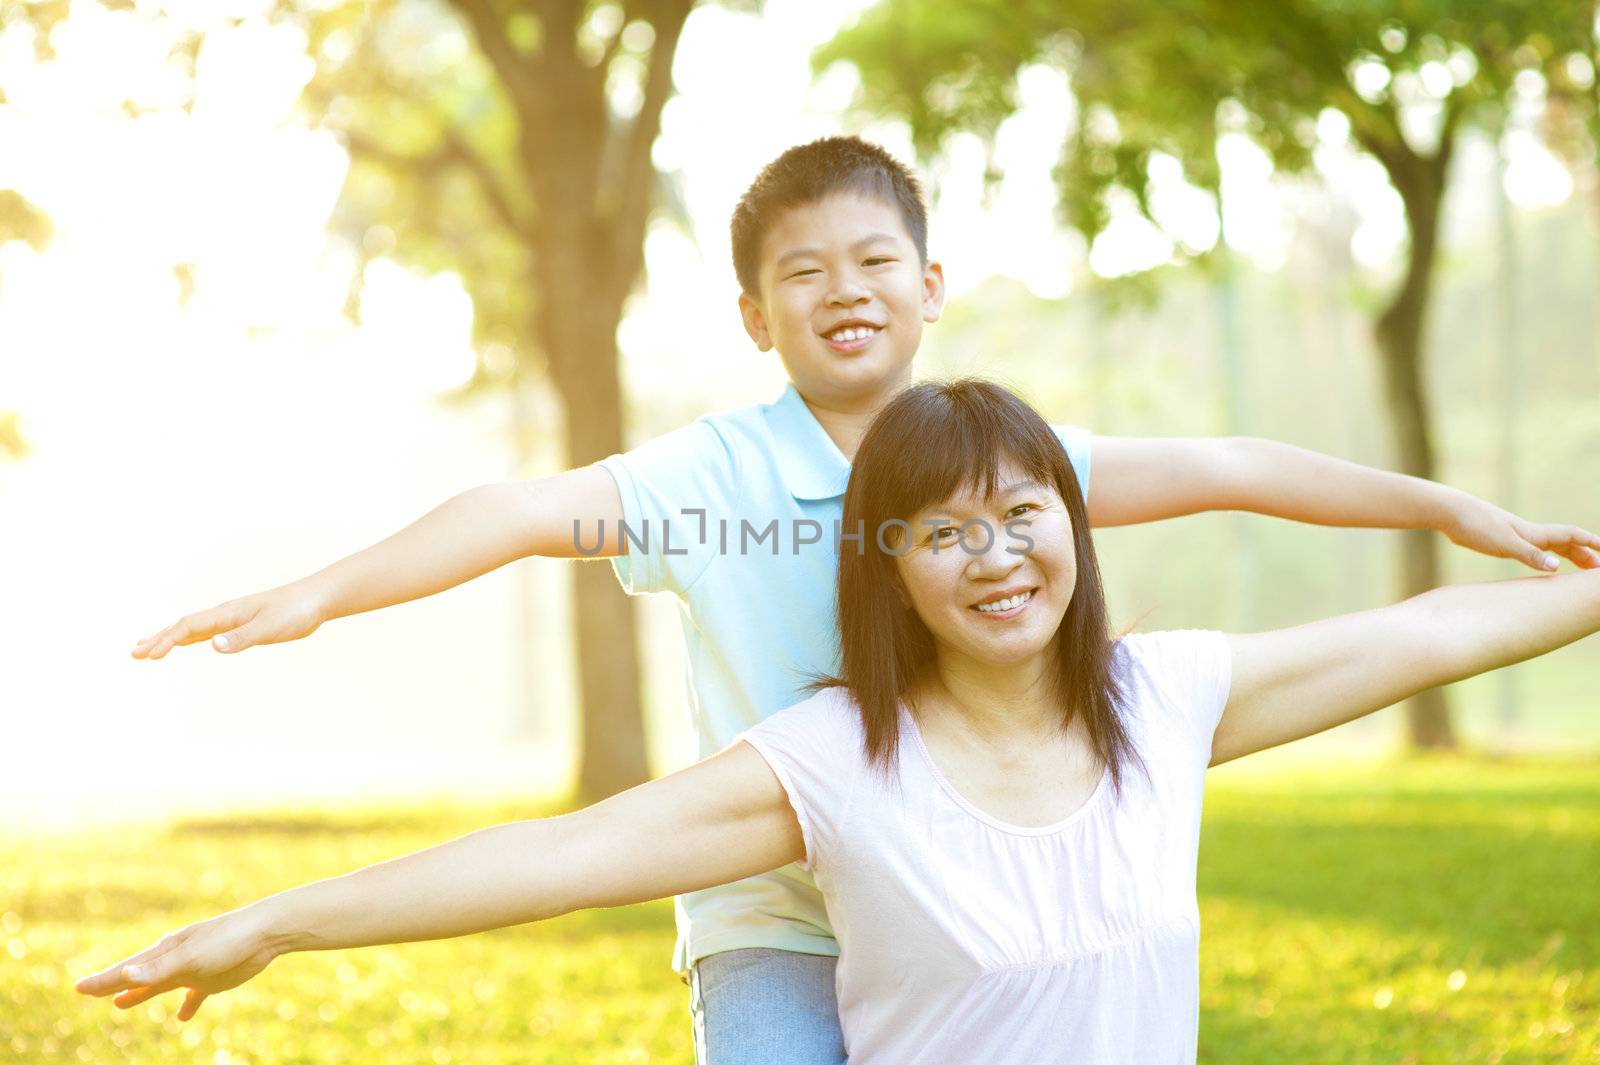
[898,703,1113,837]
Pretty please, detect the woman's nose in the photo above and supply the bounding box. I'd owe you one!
[963,523,1025,577]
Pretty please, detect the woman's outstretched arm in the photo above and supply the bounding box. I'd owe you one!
[75,741,802,1020]
[1212,568,1600,766]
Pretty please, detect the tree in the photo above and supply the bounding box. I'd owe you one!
[2,0,725,798]
[819,0,1600,746]
[295,0,701,800]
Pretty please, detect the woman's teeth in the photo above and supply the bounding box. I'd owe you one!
[974,590,1033,613]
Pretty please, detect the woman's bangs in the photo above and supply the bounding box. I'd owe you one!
[877,395,1062,527]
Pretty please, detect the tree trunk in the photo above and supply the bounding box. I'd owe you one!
[552,312,651,801]
[457,0,694,800]
[1372,141,1457,749]
[531,232,654,805]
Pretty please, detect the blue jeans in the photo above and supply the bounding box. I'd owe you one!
[689,948,847,1065]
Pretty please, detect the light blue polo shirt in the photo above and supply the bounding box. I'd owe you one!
[599,383,1091,972]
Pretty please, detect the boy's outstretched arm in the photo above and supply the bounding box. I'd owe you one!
[1212,566,1600,765]
[74,741,803,1020]
[1086,436,1600,572]
[134,466,624,659]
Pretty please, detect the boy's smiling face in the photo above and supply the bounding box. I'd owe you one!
[739,192,945,412]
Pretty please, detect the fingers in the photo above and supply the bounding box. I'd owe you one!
[1508,538,1559,573]
[1556,544,1600,570]
[212,617,267,654]
[1518,524,1600,572]
[75,938,182,996]
[76,964,133,997]
[177,987,209,1022]
[112,983,172,1009]
[1569,525,1600,553]
[78,927,219,1023]
[95,971,206,1020]
[132,604,243,660]
[124,945,197,991]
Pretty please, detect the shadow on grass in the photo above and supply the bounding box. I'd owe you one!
[167,813,438,837]
[1199,812,1600,967]
[11,883,201,923]
[165,799,565,839]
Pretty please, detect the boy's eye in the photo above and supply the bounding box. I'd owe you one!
[786,269,820,280]
[864,257,894,266]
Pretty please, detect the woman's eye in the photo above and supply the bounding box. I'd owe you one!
[1006,504,1036,520]
[934,526,960,542]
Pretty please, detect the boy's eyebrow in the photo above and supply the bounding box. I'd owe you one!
[773,233,902,270]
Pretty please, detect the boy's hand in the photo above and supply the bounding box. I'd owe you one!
[132,581,328,659]
[1441,493,1600,573]
[74,909,279,1022]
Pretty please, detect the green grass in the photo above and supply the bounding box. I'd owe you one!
[5,758,1598,1064]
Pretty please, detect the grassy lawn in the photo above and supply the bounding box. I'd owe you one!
[4,757,1597,1064]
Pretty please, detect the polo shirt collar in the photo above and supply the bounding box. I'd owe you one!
[765,384,852,501]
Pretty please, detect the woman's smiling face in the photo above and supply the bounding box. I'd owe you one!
[893,458,1078,670]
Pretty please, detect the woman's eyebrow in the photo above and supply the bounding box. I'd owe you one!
[994,480,1047,498]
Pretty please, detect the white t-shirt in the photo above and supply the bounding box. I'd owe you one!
[738,630,1232,1065]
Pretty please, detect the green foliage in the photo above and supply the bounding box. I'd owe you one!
[0,410,29,459]
[286,0,540,395]
[10,760,1599,1062]
[821,0,1600,254]
[0,189,53,251]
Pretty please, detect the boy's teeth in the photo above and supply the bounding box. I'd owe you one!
[975,590,1033,613]
[828,326,875,342]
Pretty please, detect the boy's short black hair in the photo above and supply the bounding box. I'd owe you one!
[730,136,929,297]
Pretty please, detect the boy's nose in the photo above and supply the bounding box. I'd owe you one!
[826,278,870,306]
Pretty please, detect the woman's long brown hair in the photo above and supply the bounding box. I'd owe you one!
[825,379,1143,793]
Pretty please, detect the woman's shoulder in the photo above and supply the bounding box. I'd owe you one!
[1116,629,1229,673]
[1113,630,1233,740]
[738,686,875,829]
[748,685,868,747]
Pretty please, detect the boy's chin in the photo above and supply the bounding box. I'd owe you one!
[790,356,914,404]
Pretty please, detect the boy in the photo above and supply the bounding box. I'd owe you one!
[132,137,1599,1064]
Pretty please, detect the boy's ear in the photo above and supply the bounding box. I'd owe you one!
[738,293,774,351]
[921,260,946,324]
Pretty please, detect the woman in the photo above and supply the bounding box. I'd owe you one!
[77,380,1600,1062]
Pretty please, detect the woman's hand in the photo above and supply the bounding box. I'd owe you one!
[1440,492,1600,573]
[75,907,281,1021]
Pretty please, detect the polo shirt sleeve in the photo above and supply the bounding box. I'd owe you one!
[737,689,866,875]
[597,418,741,597]
[1050,424,1092,500]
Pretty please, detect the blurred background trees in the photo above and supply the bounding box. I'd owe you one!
[0,188,50,460]
[292,0,709,801]
[4,0,731,800]
[819,0,1600,746]
[296,0,718,800]
[2,1,1596,801]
